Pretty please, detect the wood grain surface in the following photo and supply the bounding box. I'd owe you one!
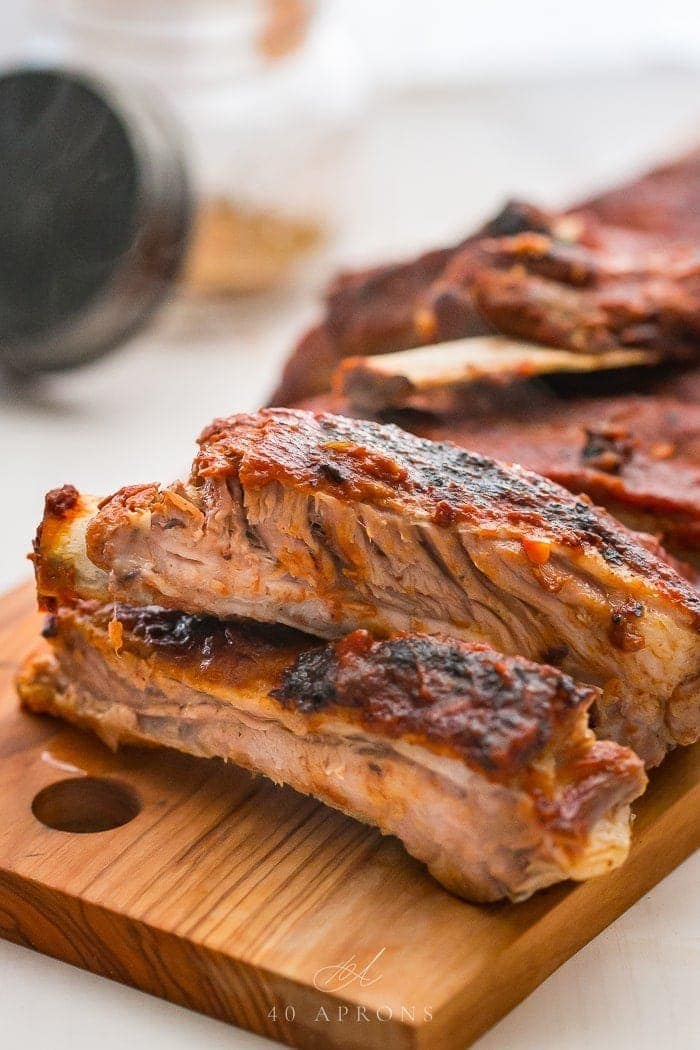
[0,582,698,1050]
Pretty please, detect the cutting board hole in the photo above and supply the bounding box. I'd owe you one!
[32,777,141,833]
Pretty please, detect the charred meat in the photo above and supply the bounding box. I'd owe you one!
[273,153,700,405]
[18,602,646,902]
[33,410,700,766]
[422,388,700,557]
[313,367,700,558]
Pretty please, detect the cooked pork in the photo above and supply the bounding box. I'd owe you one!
[272,152,700,405]
[416,204,700,364]
[282,150,700,554]
[311,366,700,557]
[33,410,700,766]
[270,239,477,405]
[419,390,700,558]
[576,149,700,244]
[18,602,646,902]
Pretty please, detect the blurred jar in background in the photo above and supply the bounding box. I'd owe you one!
[36,0,365,294]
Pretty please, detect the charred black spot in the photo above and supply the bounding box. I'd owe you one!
[482,200,550,238]
[542,644,570,666]
[41,614,58,639]
[271,645,339,712]
[581,427,632,474]
[318,461,349,485]
[111,605,303,661]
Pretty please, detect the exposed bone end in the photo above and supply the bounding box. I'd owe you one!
[33,488,109,607]
[336,336,660,413]
[564,806,634,883]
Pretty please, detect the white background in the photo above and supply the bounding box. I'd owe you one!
[1,5,699,1050]
[7,1,700,84]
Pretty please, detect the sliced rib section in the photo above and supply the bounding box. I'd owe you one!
[33,410,700,765]
[18,603,646,902]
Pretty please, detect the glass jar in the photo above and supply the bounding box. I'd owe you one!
[34,1,366,292]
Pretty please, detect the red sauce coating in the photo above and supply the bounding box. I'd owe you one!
[47,605,646,827]
[44,484,80,518]
[54,604,593,780]
[272,629,597,780]
[191,408,700,626]
[272,153,700,409]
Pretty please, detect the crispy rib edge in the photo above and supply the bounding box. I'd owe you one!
[34,493,109,608]
[18,637,643,904]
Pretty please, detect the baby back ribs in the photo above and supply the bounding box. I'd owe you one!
[18,602,646,902]
[33,410,700,766]
[417,204,700,363]
[272,153,700,405]
[270,239,479,405]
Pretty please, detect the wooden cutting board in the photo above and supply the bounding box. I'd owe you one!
[0,582,698,1050]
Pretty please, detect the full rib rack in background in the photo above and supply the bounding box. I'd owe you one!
[18,602,646,902]
[33,409,700,767]
[272,152,700,405]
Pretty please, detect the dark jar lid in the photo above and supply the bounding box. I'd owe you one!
[0,67,193,375]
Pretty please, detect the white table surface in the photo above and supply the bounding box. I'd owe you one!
[0,74,698,1050]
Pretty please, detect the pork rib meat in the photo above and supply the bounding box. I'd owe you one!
[18,602,646,902]
[33,409,700,766]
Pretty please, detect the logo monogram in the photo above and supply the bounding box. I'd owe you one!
[313,947,386,991]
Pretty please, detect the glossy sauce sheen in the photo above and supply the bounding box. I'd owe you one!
[272,152,700,559]
[48,603,614,788]
[272,630,597,777]
[272,151,700,407]
[49,602,311,691]
[190,409,700,624]
[299,373,700,558]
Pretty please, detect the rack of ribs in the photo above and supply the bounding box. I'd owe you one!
[20,154,700,906]
[271,152,700,406]
[32,410,700,768]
